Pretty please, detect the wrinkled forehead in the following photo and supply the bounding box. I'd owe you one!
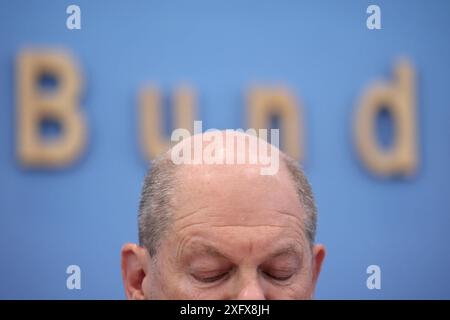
[177,237,307,266]
[170,161,305,237]
[165,130,307,246]
[175,158,301,210]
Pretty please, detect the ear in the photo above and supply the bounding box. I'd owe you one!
[310,244,326,295]
[121,243,151,300]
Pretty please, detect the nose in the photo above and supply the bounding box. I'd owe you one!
[236,277,266,300]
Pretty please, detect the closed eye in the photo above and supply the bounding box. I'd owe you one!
[262,271,294,282]
[191,271,229,283]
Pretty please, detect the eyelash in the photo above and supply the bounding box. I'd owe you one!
[192,272,229,283]
[192,270,294,284]
[262,271,294,282]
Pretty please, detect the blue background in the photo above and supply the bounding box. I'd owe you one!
[0,0,449,299]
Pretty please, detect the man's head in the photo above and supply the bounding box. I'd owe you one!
[121,131,325,299]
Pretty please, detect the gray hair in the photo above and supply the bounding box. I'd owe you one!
[138,153,317,256]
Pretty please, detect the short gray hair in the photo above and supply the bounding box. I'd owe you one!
[138,153,317,256]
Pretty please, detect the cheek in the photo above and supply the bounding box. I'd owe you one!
[151,268,190,299]
[150,263,214,299]
[142,269,165,299]
[265,282,312,299]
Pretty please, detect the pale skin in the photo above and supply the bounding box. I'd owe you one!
[121,133,325,299]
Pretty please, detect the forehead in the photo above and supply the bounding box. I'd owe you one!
[173,162,303,221]
[167,163,307,259]
[178,238,305,264]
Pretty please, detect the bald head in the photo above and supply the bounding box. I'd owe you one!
[123,130,324,299]
[138,130,317,256]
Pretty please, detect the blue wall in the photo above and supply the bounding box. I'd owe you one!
[0,0,449,299]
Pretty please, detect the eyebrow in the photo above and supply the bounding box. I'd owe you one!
[198,245,228,258]
[179,243,230,262]
[268,245,303,260]
[180,242,302,263]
